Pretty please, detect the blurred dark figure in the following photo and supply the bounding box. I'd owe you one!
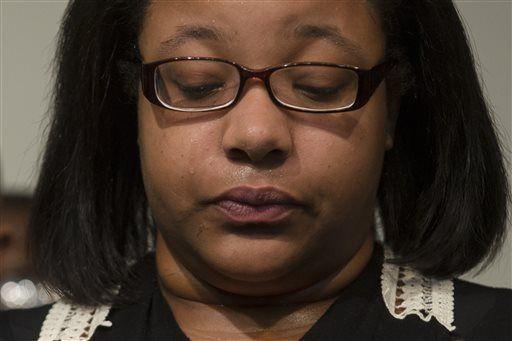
[0,193,55,310]
[0,194,33,282]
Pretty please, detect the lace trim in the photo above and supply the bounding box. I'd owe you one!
[37,299,112,341]
[381,247,456,332]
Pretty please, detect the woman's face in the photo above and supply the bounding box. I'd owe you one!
[138,1,393,296]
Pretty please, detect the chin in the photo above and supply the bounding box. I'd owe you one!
[200,236,301,284]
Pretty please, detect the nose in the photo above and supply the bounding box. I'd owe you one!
[221,79,293,166]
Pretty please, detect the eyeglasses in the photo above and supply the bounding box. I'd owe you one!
[141,56,394,114]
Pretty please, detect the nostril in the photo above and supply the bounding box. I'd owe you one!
[268,149,285,158]
[226,147,287,170]
[226,148,250,162]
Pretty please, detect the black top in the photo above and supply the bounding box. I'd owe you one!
[1,244,511,341]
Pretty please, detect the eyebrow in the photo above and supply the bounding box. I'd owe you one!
[158,23,363,59]
[291,23,364,58]
[159,24,230,53]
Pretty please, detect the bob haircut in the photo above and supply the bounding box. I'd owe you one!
[28,0,510,306]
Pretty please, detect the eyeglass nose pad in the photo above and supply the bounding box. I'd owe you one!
[234,68,276,103]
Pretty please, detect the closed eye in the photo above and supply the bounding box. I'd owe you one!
[176,81,226,100]
[293,83,344,102]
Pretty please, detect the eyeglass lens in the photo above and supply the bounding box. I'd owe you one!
[154,60,359,111]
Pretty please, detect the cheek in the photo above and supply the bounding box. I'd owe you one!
[137,100,218,219]
[296,90,388,215]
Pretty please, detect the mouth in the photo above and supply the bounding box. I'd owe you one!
[208,186,305,224]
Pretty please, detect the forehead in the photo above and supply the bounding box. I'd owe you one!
[139,1,384,67]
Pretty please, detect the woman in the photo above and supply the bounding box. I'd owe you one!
[1,0,510,340]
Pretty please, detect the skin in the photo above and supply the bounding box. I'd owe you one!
[137,1,395,339]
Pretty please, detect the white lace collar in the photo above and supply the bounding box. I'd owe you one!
[381,247,456,332]
[37,246,456,340]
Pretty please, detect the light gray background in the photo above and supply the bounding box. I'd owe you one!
[1,1,511,288]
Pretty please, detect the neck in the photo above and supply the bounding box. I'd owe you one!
[155,232,375,339]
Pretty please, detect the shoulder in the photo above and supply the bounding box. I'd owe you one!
[453,278,512,340]
[380,247,511,340]
[0,304,52,341]
[1,299,118,341]
[0,254,158,341]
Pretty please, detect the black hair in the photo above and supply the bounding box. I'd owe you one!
[28,0,510,306]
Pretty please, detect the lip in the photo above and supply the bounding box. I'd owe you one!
[209,186,305,223]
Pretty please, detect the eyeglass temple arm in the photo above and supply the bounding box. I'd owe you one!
[141,63,162,106]
[352,61,395,111]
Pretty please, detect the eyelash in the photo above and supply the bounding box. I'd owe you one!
[178,82,225,100]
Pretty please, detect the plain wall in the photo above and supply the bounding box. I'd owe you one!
[1,1,511,288]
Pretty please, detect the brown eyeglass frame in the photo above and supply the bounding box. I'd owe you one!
[141,56,395,114]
